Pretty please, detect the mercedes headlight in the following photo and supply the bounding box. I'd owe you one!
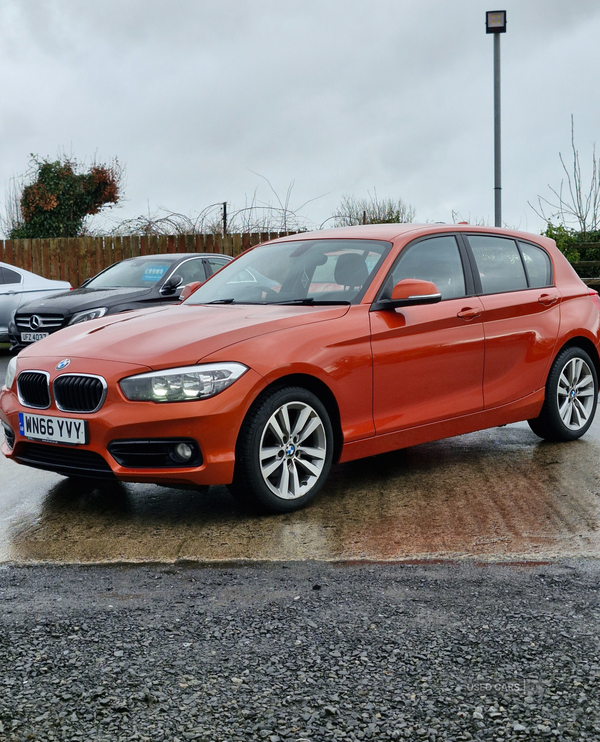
[5,356,18,390]
[119,362,248,403]
[68,307,108,325]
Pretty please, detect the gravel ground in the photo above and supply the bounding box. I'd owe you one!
[1,560,599,742]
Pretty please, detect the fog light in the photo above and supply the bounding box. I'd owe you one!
[171,442,194,463]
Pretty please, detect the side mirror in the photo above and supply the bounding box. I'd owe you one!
[160,274,183,296]
[179,280,204,302]
[372,279,442,311]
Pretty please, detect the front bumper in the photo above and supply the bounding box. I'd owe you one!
[0,360,266,487]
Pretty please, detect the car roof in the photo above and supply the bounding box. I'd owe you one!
[268,223,547,245]
[122,253,231,261]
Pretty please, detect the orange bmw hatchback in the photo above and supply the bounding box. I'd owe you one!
[2,224,600,512]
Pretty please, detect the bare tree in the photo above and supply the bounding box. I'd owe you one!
[330,191,415,228]
[0,174,25,238]
[530,116,600,234]
[106,204,226,237]
[451,210,487,226]
[106,176,324,237]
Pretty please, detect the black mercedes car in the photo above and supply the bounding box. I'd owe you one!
[8,252,231,350]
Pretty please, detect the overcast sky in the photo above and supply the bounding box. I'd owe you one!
[1,0,600,237]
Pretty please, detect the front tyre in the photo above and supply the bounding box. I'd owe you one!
[528,346,598,442]
[229,386,334,513]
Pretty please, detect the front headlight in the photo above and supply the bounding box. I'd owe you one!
[5,356,18,390]
[119,362,248,403]
[68,307,108,325]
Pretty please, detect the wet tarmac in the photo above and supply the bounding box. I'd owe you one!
[1,347,599,565]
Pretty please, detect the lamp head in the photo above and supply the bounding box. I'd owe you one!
[486,10,506,33]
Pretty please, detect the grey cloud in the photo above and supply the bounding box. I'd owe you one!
[1,0,600,235]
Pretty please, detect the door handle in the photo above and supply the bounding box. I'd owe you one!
[538,293,558,306]
[457,307,481,320]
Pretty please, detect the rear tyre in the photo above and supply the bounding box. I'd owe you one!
[528,346,598,442]
[228,386,333,513]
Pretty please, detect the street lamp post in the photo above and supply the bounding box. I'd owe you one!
[486,10,506,228]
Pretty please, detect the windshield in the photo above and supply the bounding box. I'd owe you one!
[85,258,177,289]
[184,239,391,305]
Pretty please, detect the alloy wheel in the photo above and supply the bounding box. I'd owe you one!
[557,356,596,430]
[258,401,327,500]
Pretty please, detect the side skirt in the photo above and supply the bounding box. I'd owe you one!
[338,389,545,464]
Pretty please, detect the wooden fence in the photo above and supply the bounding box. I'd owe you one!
[0,232,294,288]
[4,233,599,289]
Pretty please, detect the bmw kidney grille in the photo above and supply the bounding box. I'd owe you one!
[16,372,106,413]
[17,372,51,409]
[53,375,107,413]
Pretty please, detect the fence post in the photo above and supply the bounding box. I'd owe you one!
[212,233,220,255]
[48,239,60,281]
[22,239,32,272]
[31,239,41,276]
[69,238,80,286]
[40,238,50,279]
[112,235,122,265]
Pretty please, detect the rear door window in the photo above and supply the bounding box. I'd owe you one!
[467,236,527,294]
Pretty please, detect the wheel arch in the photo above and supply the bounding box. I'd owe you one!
[245,373,344,463]
[556,336,600,379]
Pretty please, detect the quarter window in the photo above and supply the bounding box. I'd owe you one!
[386,235,467,300]
[468,236,527,294]
[0,267,21,285]
[518,241,553,288]
[206,257,229,275]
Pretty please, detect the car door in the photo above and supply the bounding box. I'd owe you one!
[370,234,485,434]
[464,234,560,408]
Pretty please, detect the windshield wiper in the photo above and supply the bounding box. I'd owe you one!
[273,298,351,306]
[208,298,236,304]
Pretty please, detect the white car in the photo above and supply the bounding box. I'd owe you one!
[0,262,71,343]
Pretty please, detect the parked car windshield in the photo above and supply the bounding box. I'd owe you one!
[184,240,391,305]
[85,258,177,289]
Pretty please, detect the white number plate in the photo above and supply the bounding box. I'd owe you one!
[18,413,87,445]
[21,332,49,342]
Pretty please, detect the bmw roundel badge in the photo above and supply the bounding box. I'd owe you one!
[56,359,71,370]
